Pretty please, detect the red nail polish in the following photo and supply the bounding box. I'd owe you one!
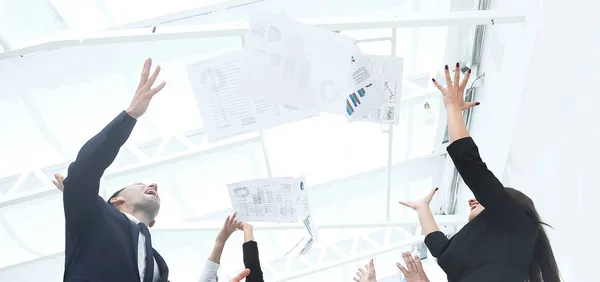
[468,69,472,73]
[456,62,460,68]
[444,65,448,70]
[476,102,480,106]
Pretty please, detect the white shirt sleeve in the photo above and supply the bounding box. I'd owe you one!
[199,260,220,282]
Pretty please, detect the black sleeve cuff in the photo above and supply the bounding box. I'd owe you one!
[424,231,449,258]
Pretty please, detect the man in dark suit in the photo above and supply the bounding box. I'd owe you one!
[59,58,168,282]
[54,58,254,282]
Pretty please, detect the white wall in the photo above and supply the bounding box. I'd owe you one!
[457,0,600,281]
[453,0,541,216]
[503,0,600,281]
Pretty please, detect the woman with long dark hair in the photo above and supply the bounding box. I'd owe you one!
[399,63,561,282]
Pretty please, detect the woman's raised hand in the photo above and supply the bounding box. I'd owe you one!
[399,188,439,211]
[432,63,479,111]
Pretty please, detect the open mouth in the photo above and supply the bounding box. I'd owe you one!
[470,204,478,210]
[144,189,158,198]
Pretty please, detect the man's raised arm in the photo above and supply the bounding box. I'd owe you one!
[62,58,166,230]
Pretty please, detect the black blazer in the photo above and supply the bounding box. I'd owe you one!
[242,241,264,282]
[62,111,169,282]
[424,137,539,282]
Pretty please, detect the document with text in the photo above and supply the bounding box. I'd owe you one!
[240,11,355,116]
[186,51,317,142]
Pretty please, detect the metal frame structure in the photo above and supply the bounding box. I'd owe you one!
[0,6,525,280]
[0,11,524,60]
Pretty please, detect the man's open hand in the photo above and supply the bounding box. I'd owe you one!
[126,58,166,119]
[52,173,65,192]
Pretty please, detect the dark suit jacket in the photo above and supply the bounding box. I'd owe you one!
[62,111,169,282]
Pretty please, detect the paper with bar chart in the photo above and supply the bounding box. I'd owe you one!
[227,176,319,256]
[226,177,318,225]
[358,55,404,125]
[227,177,299,222]
[186,51,317,142]
[240,11,355,116]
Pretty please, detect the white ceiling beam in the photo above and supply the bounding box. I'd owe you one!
[156,215,465,232]
[0,11,525,60]
[0,149,440,210]
[0,132,259,208]
[108,0,264,29]
[48,0,113,32]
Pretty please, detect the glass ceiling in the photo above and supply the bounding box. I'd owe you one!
[0,0,477,281]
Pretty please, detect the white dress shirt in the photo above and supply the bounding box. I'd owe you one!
[124,213,160,282]
[199,260,220,282]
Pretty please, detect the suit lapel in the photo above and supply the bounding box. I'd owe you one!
[153,249,169,281]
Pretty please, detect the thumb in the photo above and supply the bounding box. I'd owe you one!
[425,187,439,201]
[230,269,250,282]
[464,101,480,109]
[429,187,439,196]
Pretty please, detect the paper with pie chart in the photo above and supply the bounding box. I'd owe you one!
[186,51,317,142]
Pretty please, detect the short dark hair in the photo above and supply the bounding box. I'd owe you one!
[107,188,126,204]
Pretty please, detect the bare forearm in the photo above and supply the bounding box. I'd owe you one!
[243,226,254,242]
[416,207,441,236]
[446,107,470,143]
[208,242,225,264]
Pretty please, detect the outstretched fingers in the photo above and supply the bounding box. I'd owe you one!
[403,251,417,271]
[397,262,408,276]
[454,62,461,88]
[414,255,426,275]
[432,78,444,93]
[459,67,472,90]
[139,58,151,89]
[444,64,452,88]
[149,81,166,96]
[398,200,412,208]
[144,65,161,89]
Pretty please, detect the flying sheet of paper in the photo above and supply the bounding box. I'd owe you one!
[345,48,383,121]
[285,177,319,257]
[186,51,317,142]
[285,234,315,257]
[227,177,299,222]
[357,55,404,125]
[240,11,355,115]
[291,177,319,241]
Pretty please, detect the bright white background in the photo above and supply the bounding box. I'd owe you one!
[5,0,593,281]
